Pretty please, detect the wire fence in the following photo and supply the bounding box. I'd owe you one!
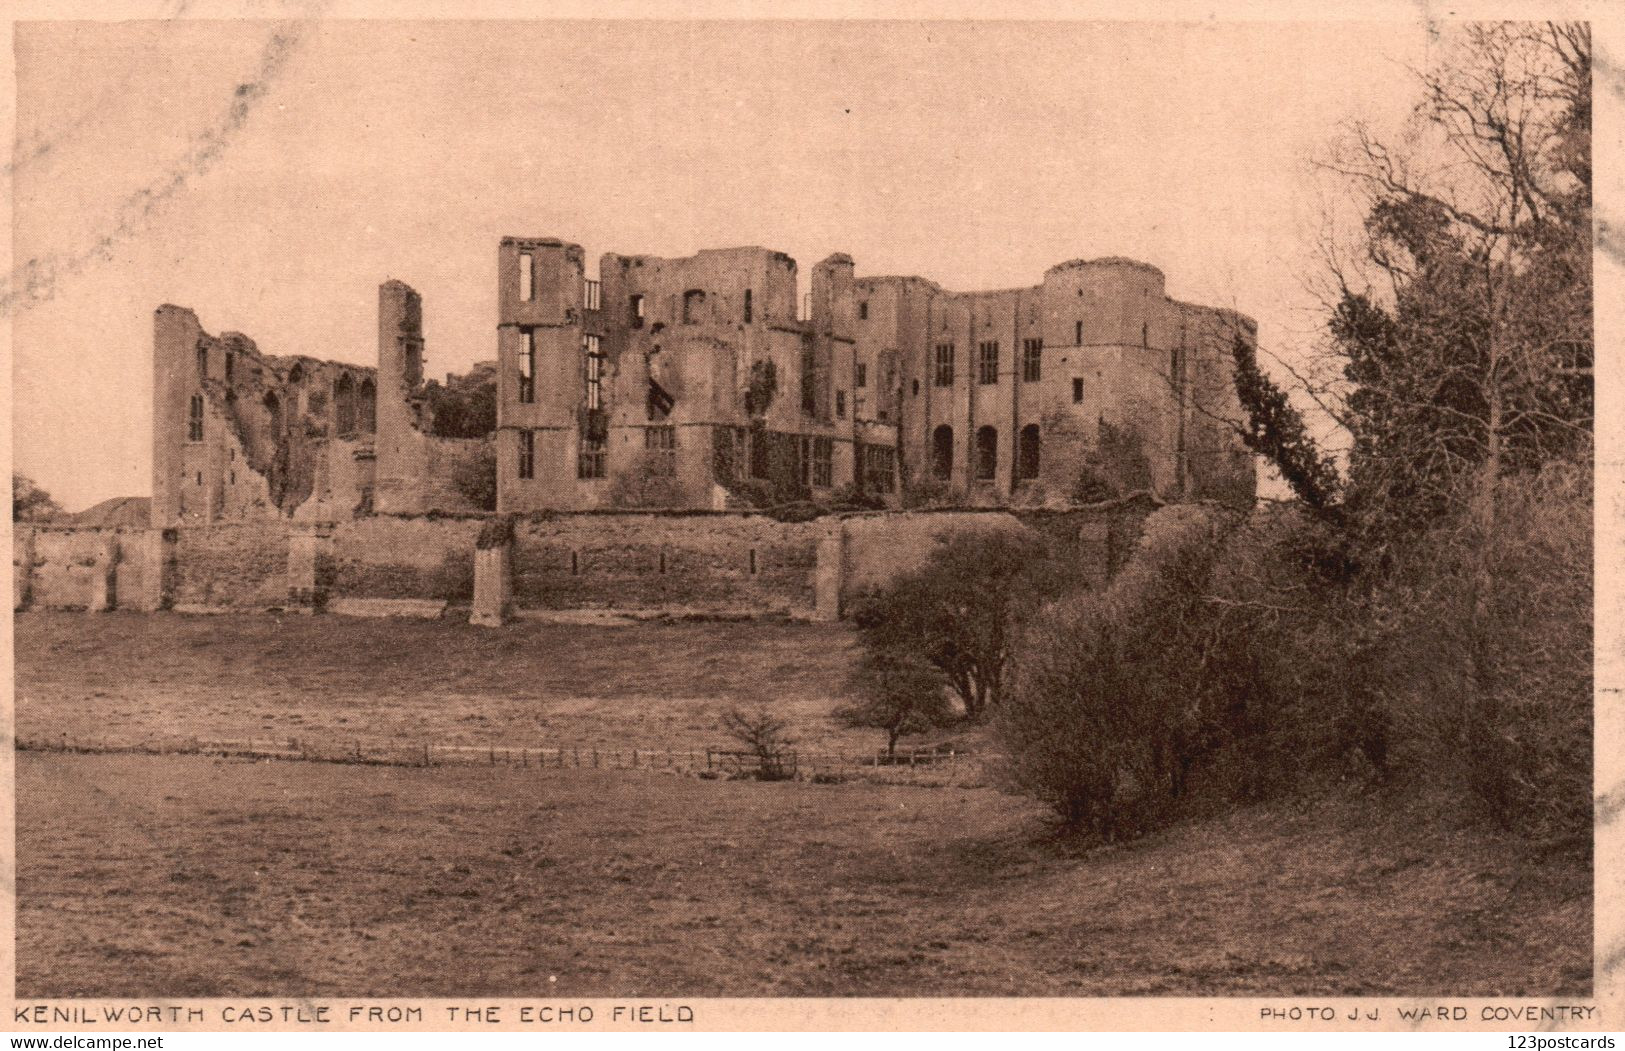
[16,732,997,787]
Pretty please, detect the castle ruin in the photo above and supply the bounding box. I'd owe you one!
[152,238,1256,527]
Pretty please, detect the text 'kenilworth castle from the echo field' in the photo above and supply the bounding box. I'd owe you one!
[153,236,1257,527]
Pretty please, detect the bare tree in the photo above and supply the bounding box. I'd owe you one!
[1317,23,1590,523]
[1307,23,1592,821]
[719,706,796,781]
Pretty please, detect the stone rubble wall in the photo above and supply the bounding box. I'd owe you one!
[15,498,1152,620]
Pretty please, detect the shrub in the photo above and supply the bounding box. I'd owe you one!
[995,505,1238,837]
[607,453,685,509]
[827,483,887,512]
[451,444,497,512]
[836,650,956,757]
[719,706,796,781]
[767,501,824,523]
[997,463,1591,845]
[1364,464,1591,838]
[725,478,779,510]
[1184,505,1375,802]
[1070,465,1120,505]
[1189,466,1589,838]
[744,360,778,416]
[900,476,955,509]
[1070,421,1153,504]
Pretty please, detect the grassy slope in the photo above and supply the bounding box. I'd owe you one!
[17,753,1589,998]
[15,611,888,753]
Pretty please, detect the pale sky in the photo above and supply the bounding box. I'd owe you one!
[11,18,1433,512]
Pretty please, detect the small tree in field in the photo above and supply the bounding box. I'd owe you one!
[719,706,796,781]
[849,528,1058,721]
[837,651,955,758]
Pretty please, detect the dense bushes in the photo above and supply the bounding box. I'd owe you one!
[994,506,1238,839]
[992,24,1592,846]
[997,466,1590,842]
[1364,464,1591,837]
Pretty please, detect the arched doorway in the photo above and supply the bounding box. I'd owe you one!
[358,377,376,433]
[932,424,954,480]
[263,391,282,436]
[975,426,997,481]
[1017,424,1041,481]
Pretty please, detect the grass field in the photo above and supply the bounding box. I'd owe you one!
[15,611,1590,997]
[14,611,904,754]
[17,751,1589,997]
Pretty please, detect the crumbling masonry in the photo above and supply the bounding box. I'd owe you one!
[152,240,1255,528]
[152,282,492,527]
[495,241,1256,512]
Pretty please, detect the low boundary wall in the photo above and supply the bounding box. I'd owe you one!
[14,496,1154,621]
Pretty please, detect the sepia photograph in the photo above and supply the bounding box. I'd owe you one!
[3,4,1611,1034]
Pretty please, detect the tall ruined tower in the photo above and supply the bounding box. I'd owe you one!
[152,304,208,528]
[372,280,428,513]
[494,237,586,512]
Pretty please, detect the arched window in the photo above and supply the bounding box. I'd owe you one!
[288,362,304,384]
[683,289,706,324]
[1017,424,1041,481]
[263,391,282,436]
[975,426,998,481]
[334,374,356,435]
[358,378,376,433]
[932,424,954,480]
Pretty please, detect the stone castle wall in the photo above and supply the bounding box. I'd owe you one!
[15,498,1154,621]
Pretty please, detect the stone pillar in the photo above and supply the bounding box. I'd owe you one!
[471,546,512,627]
[813,518,846,622]
[13,528,34,611]
[88,534,119,612]
[287,526,332,613]
[470,516,515,627]
[125,529,175,612]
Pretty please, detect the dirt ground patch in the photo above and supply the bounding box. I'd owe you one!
[16,752,1589,998]
[15,611,902,754]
